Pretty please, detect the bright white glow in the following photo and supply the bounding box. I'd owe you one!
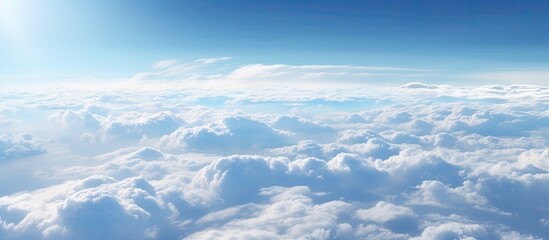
[0,0,42,62]
[0,0,5,20]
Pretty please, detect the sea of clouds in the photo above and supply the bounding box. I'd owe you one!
[0,81,548,239]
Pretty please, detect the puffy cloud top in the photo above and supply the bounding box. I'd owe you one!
[161,115,291,153]
[0,83,548,239]
[0,134,45,161]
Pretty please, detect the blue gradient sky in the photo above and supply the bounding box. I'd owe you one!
[1,0,548,82]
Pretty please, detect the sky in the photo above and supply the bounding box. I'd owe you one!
[1,0,549,84]
[1,1,549,240]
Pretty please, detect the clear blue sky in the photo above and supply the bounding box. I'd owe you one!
[1,0,548,82]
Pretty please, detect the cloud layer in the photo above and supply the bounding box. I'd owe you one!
[0,134,45,161]
[0,82,547,239]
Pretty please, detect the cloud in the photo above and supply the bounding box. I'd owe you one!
[411,222,489,240]
[226,64,435,87]
[271,115,337,143]
[407,180,504,214]
[188,186,353,240]
[373,148,463,190]
[160,115,291,153]
[187,155,288,204]
[410,221,540,240]
[357,202,416,224]
[105,111,184,139]
[400,82,439,89]
[382,131,421,145]
[0,116,14,126]
[270,140,326,159]
[518,148,549,171]
[194,57,232,64]
[132,57,232,81]
[338,129,382,144]
[0,175,176,240]
[0,133,45,161]
[0,82,548,239]
[356,201,418,235]
[444,108,548,137]
[48,106,187,151]
[50,108,101,132]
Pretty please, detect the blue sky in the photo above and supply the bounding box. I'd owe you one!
[1,0,549,83]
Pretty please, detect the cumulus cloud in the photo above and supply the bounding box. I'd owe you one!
[411,222,490,240]
[518,148,549,171]
[186,152,393,205]
[407,180,507,215]
[271,115,337,143]
[356,202,419,235]
[338,129,382,144]
[49,105,186,146]
[0,175,176,240]
[357,202,416,224]
[0,82,548,239]
[105,111,184,139]
[50,105,103,132]
[160,115,291,153]
[188,186,354,240]
[0,133,45,161]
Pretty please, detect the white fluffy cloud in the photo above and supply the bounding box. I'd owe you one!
[357,202,416,224]
[0,133,45,161]
[0,82,548,239]
[160,115,291,153]
[518,148,549,171]
[0,175,173,240]
[188,186,353,240]
[50,107,101,132]
[105,111,184,139]
[407,180,506,215]
[271,115,337,143]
